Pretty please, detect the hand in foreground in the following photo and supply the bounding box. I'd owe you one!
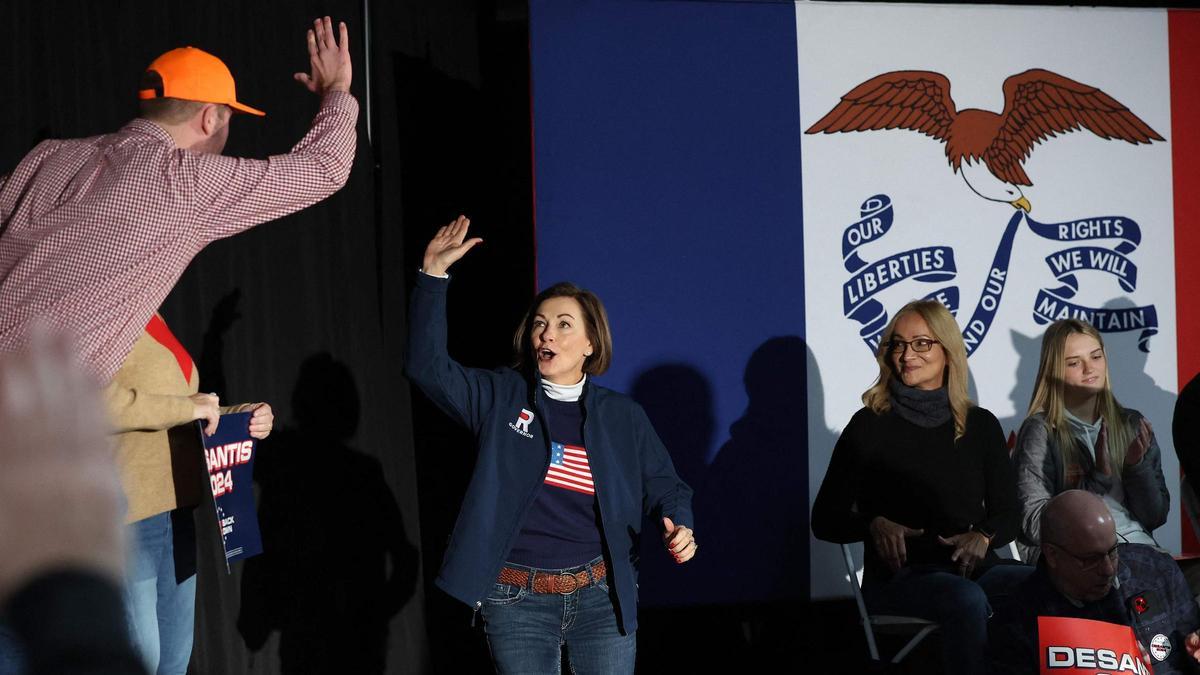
[247,403,274,440]
[190,392,221,436]
[422,215,483,277]
[1124,417,1153,467]
[869,516,924,572]
[937,531,989,576]
[294,16,352,94]
[662,517,697,564]
[1186,631,1200,663]
[0,328,124,604]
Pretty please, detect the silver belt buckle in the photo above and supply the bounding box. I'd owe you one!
[557,573,579,595]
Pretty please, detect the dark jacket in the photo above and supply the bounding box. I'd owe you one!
[988,543,1200,675]
[404,273,694,633]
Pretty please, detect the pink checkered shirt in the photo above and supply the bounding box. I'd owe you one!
[0,90,358,382]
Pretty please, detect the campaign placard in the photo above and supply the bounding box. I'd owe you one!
[196,412,263,570]
[1038,616,1150,675]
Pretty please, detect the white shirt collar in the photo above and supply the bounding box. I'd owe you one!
[542,375,586,402]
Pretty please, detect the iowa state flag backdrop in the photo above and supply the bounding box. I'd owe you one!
[530,1,1200,603]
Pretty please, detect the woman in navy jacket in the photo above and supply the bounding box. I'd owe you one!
[406,216,697,674]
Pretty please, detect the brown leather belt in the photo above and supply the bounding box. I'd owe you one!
[496,560,607,595]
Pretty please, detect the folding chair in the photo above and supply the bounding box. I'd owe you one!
[840,543,939,664]
[1005,539,1022,561]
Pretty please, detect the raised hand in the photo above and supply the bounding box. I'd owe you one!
[662,517,698,564]
[294,16,352,94]
[869,516,924,572]
[422,215,483,277]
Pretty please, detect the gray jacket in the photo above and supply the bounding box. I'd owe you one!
[1013,408,1168,562]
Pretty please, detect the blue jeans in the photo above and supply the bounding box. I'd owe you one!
[124,511,197,675]
[480,558,636,674]
[863,563,1033,675]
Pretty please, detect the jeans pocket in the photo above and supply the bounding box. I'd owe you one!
[484,583,526,607]
[594,576,610,594]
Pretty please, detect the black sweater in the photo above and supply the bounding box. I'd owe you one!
[811,405,1020,586]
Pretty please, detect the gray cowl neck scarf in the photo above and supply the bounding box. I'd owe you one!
[888,377,951,428]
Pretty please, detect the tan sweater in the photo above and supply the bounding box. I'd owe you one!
[103,321,255,523]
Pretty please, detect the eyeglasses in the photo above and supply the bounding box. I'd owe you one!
[1044,533,1127,572]
[884,338,939,354]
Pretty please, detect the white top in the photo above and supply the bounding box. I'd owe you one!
[542,375,585,402]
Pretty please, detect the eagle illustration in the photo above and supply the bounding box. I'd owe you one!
[805,69,1164,212]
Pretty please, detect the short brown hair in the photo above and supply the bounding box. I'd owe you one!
[512,282,613,376]
[139,97,207,124]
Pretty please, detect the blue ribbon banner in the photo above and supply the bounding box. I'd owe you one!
[1043,247,1138,294]
[839,198,1157,355]
[840,195,959,351]
[842,195,894,273]
[197,412,263,570]
[1025,214,1157,352]
[958,210,1023,356]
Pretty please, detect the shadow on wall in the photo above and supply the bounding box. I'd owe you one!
[805,337,849,604]
[998,328,1042,448]
[694,335,811,605]
[1096,297,1178,443]
[631,363,713,608]
[237,354,419,675]
[634,337,832,670]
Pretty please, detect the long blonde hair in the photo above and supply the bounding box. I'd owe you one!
[1027,319,1131,472]
[862,300,973,439]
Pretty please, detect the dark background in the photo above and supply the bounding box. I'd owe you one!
[2,1,531,673]
[3,1,1193,674]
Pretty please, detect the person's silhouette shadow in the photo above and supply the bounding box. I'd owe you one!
[700,336,810,604]
[630,363,714,606]
[237,353,418,674]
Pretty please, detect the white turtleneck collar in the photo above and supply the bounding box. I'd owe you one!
[542,375,586,402]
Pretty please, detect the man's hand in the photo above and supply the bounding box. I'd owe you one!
[247,403,274,440]
[190,392,220,436]
[294,16,352,94]
[0,328,125,604]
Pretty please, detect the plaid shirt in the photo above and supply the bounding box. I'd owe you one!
[0,90,358,382]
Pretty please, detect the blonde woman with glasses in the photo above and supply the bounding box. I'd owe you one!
[812,299,1029,675]
[1014,319,1168,564]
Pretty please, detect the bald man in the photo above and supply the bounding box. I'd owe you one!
[989,490,1200,674]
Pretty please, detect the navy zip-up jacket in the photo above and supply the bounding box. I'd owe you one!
[405,273,694,633]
